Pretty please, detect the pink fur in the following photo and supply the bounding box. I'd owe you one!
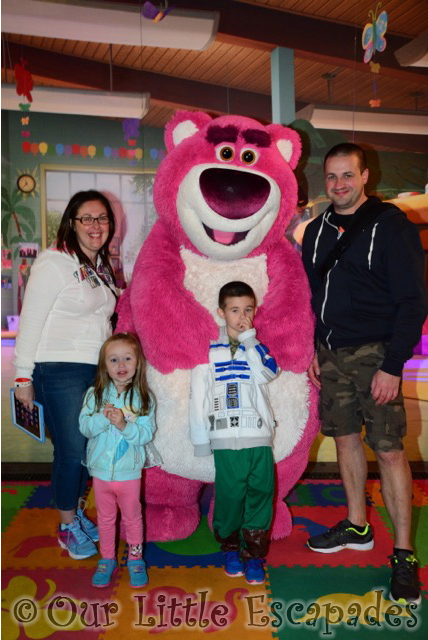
[118,111,319,542]
[255,238,314,372]
[118,220,218,372]
[144,468,202,541]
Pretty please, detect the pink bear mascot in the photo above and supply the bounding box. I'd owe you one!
[117,111,318,542]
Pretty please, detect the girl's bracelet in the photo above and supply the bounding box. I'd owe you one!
[14,379,33,388]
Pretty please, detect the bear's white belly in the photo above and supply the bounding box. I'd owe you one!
[147,248,309,483]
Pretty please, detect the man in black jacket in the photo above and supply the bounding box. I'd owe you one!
[302,143,427,605]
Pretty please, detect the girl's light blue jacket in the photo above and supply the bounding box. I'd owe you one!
[79,384,156,482]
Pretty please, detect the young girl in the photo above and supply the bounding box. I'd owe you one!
[79,332,156,588]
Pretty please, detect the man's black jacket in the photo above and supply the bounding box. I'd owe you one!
[302,196,427,376]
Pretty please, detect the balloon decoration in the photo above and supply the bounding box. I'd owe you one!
[362,3,388,108]
[21,141,158,161]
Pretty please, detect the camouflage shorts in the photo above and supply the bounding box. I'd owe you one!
[318,342,406,452]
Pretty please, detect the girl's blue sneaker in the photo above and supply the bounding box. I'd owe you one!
[127,559,148,588]
[92,558,118,588]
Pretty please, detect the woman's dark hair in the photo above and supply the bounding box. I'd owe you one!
[56,190,116,274]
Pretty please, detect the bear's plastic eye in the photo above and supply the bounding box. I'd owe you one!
[241,149,258,164]
[217,146,235,162]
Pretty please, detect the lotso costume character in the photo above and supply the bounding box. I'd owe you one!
[117,111,318,542]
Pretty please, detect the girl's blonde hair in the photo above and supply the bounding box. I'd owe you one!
[91,332,150,415]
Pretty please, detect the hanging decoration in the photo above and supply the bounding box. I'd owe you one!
[14,58,34,140]
[122,118,141,166]
[362,3,388,108]
[142,1,174,22]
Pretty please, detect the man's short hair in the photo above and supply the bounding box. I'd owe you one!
[324,143,367,173]
[218,281,256,309]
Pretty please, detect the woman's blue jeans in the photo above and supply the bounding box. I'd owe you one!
[32,362,97,511]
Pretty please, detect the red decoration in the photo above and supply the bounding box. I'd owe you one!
[72,144,80,155]
[22,141,31,153]
[14,58,33,103]
[119,147,128,158]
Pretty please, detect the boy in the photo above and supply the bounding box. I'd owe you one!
[190,281,279,584]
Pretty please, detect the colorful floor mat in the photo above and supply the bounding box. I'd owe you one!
[2,479,427,639]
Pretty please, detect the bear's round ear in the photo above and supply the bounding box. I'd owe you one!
[266,124,302,170]
[165,111,212,152]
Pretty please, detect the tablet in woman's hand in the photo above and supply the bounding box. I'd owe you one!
[10,389,45,443]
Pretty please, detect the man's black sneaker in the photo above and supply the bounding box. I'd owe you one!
[389,551,421,605]
[307,519,374,553]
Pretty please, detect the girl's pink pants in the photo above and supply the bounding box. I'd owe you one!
[93,477,143,558]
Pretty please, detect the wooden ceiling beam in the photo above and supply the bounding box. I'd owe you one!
[51,1,427,83]
[3,42,287,121]
[177,0,428,84]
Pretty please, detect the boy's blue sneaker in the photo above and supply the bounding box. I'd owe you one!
[58,516,98,559]
[77,498,99,542]
[224,551,244,577]
[245,558,265,584]
[127,559,149,588]
[92,558,118,588]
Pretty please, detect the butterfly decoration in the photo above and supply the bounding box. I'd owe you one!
[362,3,388,63]
[142,1,174,23]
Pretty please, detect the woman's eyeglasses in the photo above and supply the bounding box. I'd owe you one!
[75,215,110,226]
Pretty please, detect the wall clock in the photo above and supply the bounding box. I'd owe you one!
[17,174,36,194]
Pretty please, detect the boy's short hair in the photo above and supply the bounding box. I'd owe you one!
[218,281,256,309]
[324,143,367,173]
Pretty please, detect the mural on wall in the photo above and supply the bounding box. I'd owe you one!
[291,119,428,207]
[1,169,42,318]
[1,169,40,253]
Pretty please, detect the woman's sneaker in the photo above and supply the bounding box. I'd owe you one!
[77,498,99,542]
[244,558,265,584]
[224,551,245,577]
[92,558,118,588]
[127,559,149,588]
[307,519,374,553]
[389,551,421,605]
[58,516,98,559]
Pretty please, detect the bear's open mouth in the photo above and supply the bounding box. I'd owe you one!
[200,168,270,219]
[202,224,249,245]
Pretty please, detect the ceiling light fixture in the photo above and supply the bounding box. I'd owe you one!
[295,104,428,135]
[2,0,219,51]
[1,85,150,119]
[394,31,428,68]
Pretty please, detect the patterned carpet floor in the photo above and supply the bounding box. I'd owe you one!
[2,478,427,639]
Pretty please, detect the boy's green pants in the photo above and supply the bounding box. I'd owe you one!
[213,447,274,559]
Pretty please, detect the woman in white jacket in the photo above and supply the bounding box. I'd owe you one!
[13,190,117,559]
